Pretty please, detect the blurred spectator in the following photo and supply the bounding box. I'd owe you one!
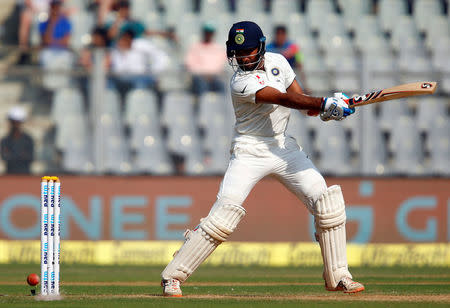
[266,25,309,93]
[79,26,110,71]
[17,0,51,64]
[105,0,146,40]
[185,23,227,96]
[39,0,71,49]
[38,0,74,90]
[109,29,169,96]
[1,106,34,174]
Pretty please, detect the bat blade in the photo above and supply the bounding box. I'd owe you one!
[346,82,437,107]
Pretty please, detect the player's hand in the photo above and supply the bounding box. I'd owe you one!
[320,96,355,121]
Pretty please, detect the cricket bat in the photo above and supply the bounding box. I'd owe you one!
[345,81,437,107]
[307,81,437,116]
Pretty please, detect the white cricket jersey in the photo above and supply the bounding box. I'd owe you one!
[230,52,296,142]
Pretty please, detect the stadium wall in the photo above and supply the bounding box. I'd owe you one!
[0,176,448,243]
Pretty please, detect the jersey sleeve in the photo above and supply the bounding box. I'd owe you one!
[278,53,296,88]
[231,74,266,104]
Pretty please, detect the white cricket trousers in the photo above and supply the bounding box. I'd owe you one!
[214,134,327,213]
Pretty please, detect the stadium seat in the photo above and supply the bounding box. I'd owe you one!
[199,0,230,18]
[100,116,131,174]
[285,13,310,40]
[131,0,157,21]
[129,113,161,151]
[235,0,265,16]
[302,54,331,96]
[62,133,94,174]
[198,92,229,129]
[40,49,75,90]
[413,0,443,33]
[164,0,194,25]
[306,0,335,32]
[362,122,388,175]
[69,11,95,50]
[134,134,174,175]
[416,97,447,133]
[425,17,450,51]
[162,91,199,156]
[390,16,421,51]
[338,0,373,31]
[389,116,424,175]
[124,89,158,127]
[379,99,410,132]
[428,116,450,176]
[378,0,408,33]
[271,0,300,22]
[55,115,87,151]
[101,89,122,120]
[315,121,352,175]
[184,145,206,175]
[365,52,398,90]
[331,56,359,93]
[51,88,85,126]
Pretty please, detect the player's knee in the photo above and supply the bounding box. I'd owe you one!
[303,173,327,211]
[200,197,246,242]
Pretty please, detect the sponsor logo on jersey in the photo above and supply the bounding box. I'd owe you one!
[256,75,264,85]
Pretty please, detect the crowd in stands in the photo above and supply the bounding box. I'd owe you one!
[1,0,449,175]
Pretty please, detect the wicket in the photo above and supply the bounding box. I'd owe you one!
[40,176,61,296]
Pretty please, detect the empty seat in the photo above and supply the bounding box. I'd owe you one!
[236,0,265,16]
[101,89,122,120]
[271,0,300,22]
[378,0,408,32]
[361,122,388,175]
[129,113,161,150]
[124,89,158,126]
[40,49,75,90]
[307,0,335,32]
[366,53,398,90]
[62,134,94,174]
[338,0,373,31]
[331,56,359,93]
[162,91,199,156]
[184,146,206,176]
[69,11,95,50]
[315,121,352,175]
[199,0,230,18]
[425,17,450,51]
[55,115,88,151]
[164,0,194,25]
[416,97,447,133]
[131,0,157,21]
[302,54,331,95]
[286,13,310,39]
[428,116,450,176]
[198,92,229,129]
[134,135,174,175]
[390,16,421,52]
[51,88,84,126]
[389,116,424,175]
[379,99,410,132]
[413,0,443,33]
[99,116,131,174]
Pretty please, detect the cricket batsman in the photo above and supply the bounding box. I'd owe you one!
[161,21,364,296]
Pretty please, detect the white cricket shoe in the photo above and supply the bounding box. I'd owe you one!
[326,277,365,293]
[161,278,182,297]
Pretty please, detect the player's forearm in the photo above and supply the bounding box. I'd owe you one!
[278,92,323,111]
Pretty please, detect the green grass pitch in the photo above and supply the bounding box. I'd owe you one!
[0,264,449,307]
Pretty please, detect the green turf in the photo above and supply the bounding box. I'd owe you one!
[0,264,449,307]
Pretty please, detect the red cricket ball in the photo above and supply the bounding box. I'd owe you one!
[27,273,39,286]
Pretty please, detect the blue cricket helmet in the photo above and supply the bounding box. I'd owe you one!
[226,21,266,71]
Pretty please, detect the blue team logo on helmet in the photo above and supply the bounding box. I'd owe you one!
[271,68,280,76]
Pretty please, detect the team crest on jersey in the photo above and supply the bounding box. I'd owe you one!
[271,68,280,76]
[235,33,245,44]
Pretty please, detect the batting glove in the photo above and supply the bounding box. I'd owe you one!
[320,96,355,121]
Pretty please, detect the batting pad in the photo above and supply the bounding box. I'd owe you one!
[161,202,246,282]
[314,185,352,288]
